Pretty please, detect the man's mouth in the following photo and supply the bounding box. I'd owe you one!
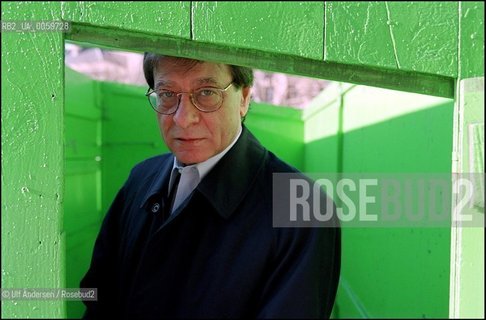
[176,137,205,143]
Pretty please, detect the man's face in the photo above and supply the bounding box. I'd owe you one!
[153,58,251,165]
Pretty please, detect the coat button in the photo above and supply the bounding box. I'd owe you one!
[152,203,160,213]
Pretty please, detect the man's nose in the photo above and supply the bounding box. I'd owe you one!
[172,94,200,128]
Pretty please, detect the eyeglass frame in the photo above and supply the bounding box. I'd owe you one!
[145,82,234,115]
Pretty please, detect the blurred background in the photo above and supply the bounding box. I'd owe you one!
[65,43,330,109]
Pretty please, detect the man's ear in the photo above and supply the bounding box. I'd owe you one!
[239,86,252,117]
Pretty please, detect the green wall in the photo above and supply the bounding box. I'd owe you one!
[304,84,454,318]
[64,68,103,318]
[245,102,304,171]
[98,82,169,213]
[2,1,484,319]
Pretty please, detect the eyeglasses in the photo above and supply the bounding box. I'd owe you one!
[145,82,234,115]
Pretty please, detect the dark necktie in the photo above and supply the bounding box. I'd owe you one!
[166,169,181,215]
[149,169,181,235]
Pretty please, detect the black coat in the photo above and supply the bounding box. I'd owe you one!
[81,126,341,319]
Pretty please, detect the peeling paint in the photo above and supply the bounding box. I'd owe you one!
[384,2,401,69]
[61,2,191,39]
[459,2,484,78]
[364,4,371,34]
[190,1,194,40]
[325,2,459,77]
[192,2,324,60]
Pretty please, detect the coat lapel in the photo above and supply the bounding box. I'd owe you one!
[197,126,267,219]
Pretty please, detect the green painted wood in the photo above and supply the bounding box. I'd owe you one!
[193,1,324,60]
[1,2,65,318]
[459,2,484,78]
[449,77,484,319]
[450,4,485,314]
[60,1,191,39]
[325,2,458,77]
[67,25,455,98]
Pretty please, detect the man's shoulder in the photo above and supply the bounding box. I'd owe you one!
[127,153,172,182]
[264,150,301,174]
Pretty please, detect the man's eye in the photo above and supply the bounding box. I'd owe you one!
[199,89,216,96]
[158,91,175,98]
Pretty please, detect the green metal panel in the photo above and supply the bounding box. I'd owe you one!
[1,2,65,318]
[64,68,103,319]
[245,102,305,171]
[64,161,101,234]
[64,117,100,159]
[342,88,454,173]
[64,225,100,318]
[60,1,191,39]
[100,83,162,145]
[337,227,450,318]
[64,66,101,120]
[325,2,458,77]
[459,2,484,78]
[305,83,454,317]
[99,82,169,213]
[338,87,453,318]
[303,83,347,173]
[193,1,324,60]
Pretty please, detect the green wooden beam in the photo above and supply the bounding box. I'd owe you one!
[67,23,455,99]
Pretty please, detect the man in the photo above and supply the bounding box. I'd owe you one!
[81,53,341,319]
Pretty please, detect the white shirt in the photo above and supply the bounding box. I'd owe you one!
[168,125,242,213]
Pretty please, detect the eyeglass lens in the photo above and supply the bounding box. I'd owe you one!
[150,88,223,113]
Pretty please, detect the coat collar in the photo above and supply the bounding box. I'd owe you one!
[139,154,174,210]
[140,125,267,219]
[197,125,267,219]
